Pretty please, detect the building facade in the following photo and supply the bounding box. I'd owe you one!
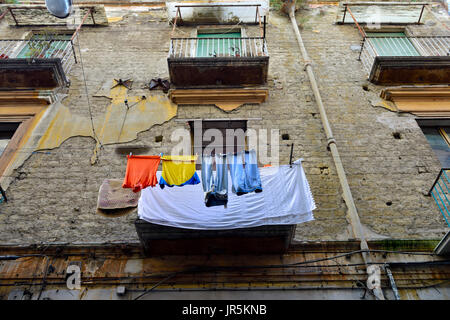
[0,0,449,300]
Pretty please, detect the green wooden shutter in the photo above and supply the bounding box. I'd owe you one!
[366,32,419,56]
[196,32,242,57]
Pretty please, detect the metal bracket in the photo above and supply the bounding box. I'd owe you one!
[327,137,337,150]
[112,78,133,90]
[304,60,312,71]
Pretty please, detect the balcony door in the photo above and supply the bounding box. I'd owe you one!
[196,31,242,58]
[366,32,419,56]
[16,33,71,59]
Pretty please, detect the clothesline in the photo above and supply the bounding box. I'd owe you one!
[122,150,269,208]
[126,142,295,166]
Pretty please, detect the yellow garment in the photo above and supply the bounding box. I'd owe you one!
[160,155,198,186]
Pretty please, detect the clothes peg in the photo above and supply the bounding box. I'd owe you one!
[289,143,294,168]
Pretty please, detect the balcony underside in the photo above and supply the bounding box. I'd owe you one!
[168,57,269,87]
[0,58,68,89]
[369,56,450,85]
[135,219,294,255]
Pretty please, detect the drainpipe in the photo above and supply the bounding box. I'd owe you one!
[284,1,385,300]
[385,264,400,300]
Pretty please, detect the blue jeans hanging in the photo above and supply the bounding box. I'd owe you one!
[201,154,228,207]
[228,150,262,196]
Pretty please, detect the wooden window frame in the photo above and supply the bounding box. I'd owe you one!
[438,128,450,148]
[0,92,49,178]
[193,25,246,37]
[363,27,408,35]
[189,120,248,157]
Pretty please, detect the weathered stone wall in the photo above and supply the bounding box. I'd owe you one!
[293,3,449,240]
[0,2,448,245]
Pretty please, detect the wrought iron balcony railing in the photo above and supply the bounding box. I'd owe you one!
[169,37,268,59]
[428,168,450,228]
[0,39,76,76]
[359,36,450,76]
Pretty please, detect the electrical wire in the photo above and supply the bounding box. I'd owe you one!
[2,253,449,296]
[74,32,103,153]
[133,271,182,300]
[0,254,50,300]
[0,248,440,262]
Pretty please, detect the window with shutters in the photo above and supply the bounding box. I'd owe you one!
[366,32,419,57]
[189,120,247,157]
[196,30,242,58]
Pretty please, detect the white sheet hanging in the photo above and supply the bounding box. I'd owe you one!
[138,159,316,230]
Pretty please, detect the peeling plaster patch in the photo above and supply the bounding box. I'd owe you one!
[37,81,178,163]
[0,81,177,190]
[124,259,143,274]
[107,16,124,23]
[85,259,103,274]
[214,103,245,112]
[375,112,417,131]
[334,225,352,241]
[338,224,389,241]
[94,81,115,99]
[369,97,397,112]
[359,224,390,240]
[104,6,166,23]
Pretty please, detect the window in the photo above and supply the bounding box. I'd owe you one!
[189,120,247,156]
[418,121,450,168]
[366,32,419,56]
[196,30,242,57]
[0,92,48,177]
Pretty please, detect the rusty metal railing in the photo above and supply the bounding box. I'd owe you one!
[359,36,450,77]
[428,168,450,228]
[169,37,268,59]
[0,39,76,76]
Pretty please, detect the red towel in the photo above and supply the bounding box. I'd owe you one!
[122,155,161,192]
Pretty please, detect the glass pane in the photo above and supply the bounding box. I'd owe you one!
[366,32,419,56]
[422,127,450,168]
[196,32,241,57]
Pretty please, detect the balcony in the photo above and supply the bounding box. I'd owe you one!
[359,36,450,85]
[0,39,75,89]
[168,37,269,87]
[135,220,295,255]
